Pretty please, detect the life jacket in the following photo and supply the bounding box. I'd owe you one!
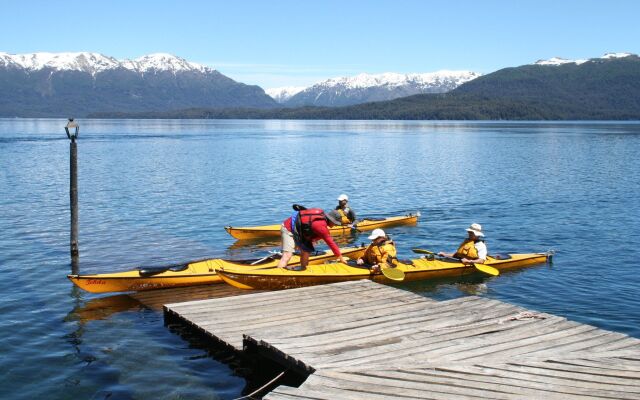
[363,240,397,266]
[292,208,326,243]
[454,239,481,259]
[336,208,352,225]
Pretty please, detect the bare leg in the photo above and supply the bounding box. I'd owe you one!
[277,251,294,268]
[300,251,310,268]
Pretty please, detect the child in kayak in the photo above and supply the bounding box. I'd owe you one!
[357,228,397,272]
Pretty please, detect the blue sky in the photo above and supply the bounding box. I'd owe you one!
[1,0,639,88]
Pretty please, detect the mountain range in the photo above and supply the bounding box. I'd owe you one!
[0,52,483,116]
[0,52,277,117]
[2,51,639,119]
[93,52,640,120]
[266,71,481,107]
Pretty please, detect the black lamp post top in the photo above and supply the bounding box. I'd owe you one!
[65,118,79,142]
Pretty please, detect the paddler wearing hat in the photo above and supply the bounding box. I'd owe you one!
[335,194,357,227]
[438,223,487,265]
[357,228,397,273]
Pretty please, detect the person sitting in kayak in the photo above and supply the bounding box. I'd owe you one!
[438,223,487,265]
[277,207,346,271]
[335,194,356,226]
[357,228,397,273]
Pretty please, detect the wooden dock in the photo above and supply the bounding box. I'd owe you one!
[164,280,640,399]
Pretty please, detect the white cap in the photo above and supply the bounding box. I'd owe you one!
[368,228,386,240]
[465,223,484,237]
[337,194,349,201]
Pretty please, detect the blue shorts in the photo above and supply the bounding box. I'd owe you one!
[294,238,315,253]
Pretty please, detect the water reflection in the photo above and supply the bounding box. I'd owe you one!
[71,255,80,275]
[69,295,143,324]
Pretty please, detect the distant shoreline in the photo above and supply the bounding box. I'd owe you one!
[4,116,640,123]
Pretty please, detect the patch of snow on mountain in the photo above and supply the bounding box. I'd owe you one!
[535,52,635,66]
[0,52,20,68]
[265,86,306,102]
[602,52,633,59]
[313,71,480,91]
[2,52,120,74]
[535,57,580,66]
[127,53,209,73]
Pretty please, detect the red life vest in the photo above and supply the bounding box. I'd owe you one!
[293,208,326,242]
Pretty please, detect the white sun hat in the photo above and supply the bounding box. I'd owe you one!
[368,228,386,240]
[465,223,484,237]
[337,194,349,201]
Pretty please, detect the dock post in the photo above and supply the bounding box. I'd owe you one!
[65,118,79,258]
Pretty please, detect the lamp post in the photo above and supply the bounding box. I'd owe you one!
[65,118,79,257]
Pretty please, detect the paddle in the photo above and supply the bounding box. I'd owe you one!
[250,253,278,265]
[381,265,405,281]
[411,248,499,276]
[346,259,404,281]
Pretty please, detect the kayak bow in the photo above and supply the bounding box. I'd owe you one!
[68,246,366,293]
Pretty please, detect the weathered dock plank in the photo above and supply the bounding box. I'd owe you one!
[162,280,640,399]
[165,280,409,350]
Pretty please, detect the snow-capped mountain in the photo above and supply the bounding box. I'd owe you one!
[0,52,276,117]
[280,71,481,107]
[534,52,634,66]
[121,53,210,74]
[0,52,211,75]
[265,86,306,103]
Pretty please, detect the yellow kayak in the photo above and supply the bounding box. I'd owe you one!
[225,213,420,240]
[216,252,551,290]
[68,246,366,293]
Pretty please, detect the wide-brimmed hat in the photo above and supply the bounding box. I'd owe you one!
[337,194,349,201]
[465,223,484,237]
[368,228,387,240]
[325,210,342,225]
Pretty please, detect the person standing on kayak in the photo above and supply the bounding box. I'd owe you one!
[277,207,346,271]
[357,228,397,273]
[438,223,487,264]
[335,194,357,226]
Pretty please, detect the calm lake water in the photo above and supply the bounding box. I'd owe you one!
[1,119,639,399]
